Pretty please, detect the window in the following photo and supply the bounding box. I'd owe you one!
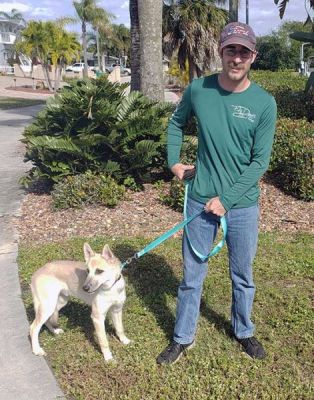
[1,33,10,42]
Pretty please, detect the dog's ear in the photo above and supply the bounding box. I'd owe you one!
[83,243,95,262]
[102,244,114,261]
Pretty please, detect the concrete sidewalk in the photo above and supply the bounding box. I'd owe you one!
[0,104,65,399]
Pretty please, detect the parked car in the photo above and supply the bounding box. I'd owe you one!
[65,63,96,73]
[65,62,85,72]
[105,63,131,75]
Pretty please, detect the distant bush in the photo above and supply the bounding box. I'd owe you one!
[251,70,307,92]
[270,118,313,201]
[52,171,125,209]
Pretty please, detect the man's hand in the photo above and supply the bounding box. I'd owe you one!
[171,163,195,181]
[204,197,226,216]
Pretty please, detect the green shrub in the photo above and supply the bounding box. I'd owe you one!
[21,76,174,188]
[51,171,125,209]
[157,134,197,211]
[251,70,307,92]
[180,135,198,164]
[156,178,185,212]
[270,118,313,201]
[251,70,311,120]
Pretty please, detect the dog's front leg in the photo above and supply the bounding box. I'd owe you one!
[91,310,113,362]
[110,306,131,345]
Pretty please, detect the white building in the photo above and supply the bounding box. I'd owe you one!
[0,16,30,74]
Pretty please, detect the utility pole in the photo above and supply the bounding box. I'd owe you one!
[246,0,249,24]
[300,42,310,75]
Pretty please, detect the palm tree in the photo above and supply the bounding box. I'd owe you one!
[0,8,26,25]
[229,0,239,22]
[129,0,164,101]
[163,0,227,82]
[92,11,114,71]
[274,0,314,26]
[138,0,164,101]
[73,0,113,77]
[112,24,131,64]
[129,0,141,91]
[50,20,81,91]
[15,20,80,92]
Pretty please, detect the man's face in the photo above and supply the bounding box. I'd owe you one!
[219,44,257,82]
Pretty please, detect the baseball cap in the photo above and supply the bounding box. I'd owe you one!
[219,22,256,52]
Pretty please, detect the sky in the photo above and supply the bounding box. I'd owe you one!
[0,0,310,37]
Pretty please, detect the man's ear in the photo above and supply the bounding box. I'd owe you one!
[251,51,258,64]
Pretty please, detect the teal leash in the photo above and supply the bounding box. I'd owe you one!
[183,184,227,261]
[120,184,227,270]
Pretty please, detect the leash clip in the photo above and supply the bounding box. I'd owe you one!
[125,253,138,266]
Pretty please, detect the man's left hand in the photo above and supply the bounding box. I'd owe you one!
[204,197,226,216]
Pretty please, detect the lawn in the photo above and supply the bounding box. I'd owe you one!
[18,232,313,400]
[0,96,46,109]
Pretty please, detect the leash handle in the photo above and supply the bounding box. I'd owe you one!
[183,184,227,262]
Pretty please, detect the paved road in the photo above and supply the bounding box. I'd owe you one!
[0,104,65,400]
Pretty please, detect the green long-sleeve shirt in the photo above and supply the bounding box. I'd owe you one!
[167,73,277,211]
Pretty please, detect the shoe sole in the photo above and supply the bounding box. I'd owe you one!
[158,341,195,366]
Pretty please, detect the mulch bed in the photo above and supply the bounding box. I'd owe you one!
[14,176,313,246]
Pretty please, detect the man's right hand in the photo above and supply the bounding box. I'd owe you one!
[171,163,195,181]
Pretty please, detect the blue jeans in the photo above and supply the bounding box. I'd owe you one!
[173,197,259,344]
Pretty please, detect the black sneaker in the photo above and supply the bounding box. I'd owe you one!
[236,336,266,359]
[156,340,194,365]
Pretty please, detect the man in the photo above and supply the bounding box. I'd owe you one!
[157,22,277,365]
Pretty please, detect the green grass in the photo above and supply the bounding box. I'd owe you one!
[0,96,46,109]
[18,232,313,400]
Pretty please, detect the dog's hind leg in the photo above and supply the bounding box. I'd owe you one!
[110,306,131,345]
[45,293,68,335]
[30,292,59,356]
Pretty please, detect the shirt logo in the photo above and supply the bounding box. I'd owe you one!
[231,105,256,122]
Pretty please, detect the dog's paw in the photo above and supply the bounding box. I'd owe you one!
[103,350,114,362]
[120,336,131,345]
[53,328,64,335]
[33,347,47,356]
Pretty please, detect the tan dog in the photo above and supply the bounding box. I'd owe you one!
[29,243,130,362]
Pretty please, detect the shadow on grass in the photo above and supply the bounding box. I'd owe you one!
[114,242,233,341]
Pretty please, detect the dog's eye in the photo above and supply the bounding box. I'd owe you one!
[95,269,103,275]
[86,269,90,275]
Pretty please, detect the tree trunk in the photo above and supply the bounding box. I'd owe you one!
[188,58,199,83]
[229,0,239,22]
[138,0,164,101]
[129,0,141,91]
[42,64,53,92]
[96,28,102,71]
[82,21,88,78]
